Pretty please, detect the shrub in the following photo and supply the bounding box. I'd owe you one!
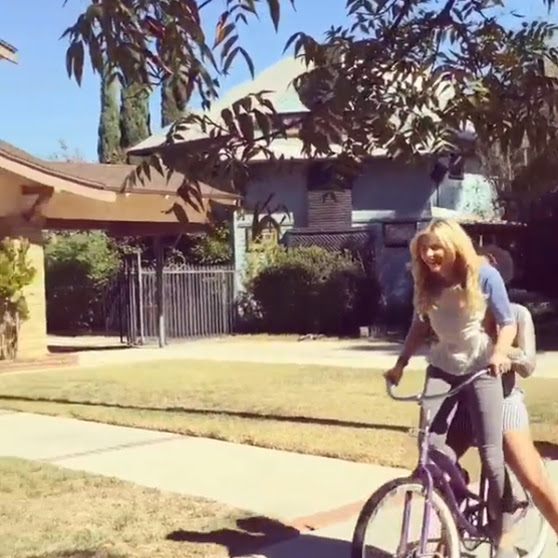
[0,238,36,359]
[45,231,121,332]
[248,246,378,335]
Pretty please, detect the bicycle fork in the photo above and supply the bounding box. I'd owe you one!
[396,473,436,558]
[397,410,439,557]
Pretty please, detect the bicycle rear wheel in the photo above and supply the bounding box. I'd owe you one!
[505,459,549,558]
[351,477,460,558]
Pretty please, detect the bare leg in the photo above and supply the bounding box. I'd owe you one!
[504,429,558,536]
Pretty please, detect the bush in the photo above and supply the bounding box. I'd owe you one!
[45,231,121,332]
[0,238,36,359]
[248,246,378,335]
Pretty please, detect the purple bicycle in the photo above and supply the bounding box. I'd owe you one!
[351,369,549,558]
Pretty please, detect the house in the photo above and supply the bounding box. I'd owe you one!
[128,56,499,309]
[0,141,237,359]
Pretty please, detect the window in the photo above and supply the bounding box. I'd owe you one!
[245,224,279,252]
[448,154,464,180]
[383,222,417,248]
[430,154,465,183]
[307,162,333,191]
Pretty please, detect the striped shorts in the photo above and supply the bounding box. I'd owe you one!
[451,387,530,436]
[502,387,530,432]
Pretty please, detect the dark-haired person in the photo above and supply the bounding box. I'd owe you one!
[448,244,558,537]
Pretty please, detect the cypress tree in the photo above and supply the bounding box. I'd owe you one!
[120,82,151,152]
[161,76,187,128]
[97,69,121,163]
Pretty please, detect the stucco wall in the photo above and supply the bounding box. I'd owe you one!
[234,157,497,308]
[245,159,438,224]
[0,168,27,216]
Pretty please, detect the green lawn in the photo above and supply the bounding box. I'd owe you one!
[0,457,290,558]
[0,360,558,471]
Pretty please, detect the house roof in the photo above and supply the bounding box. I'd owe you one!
[0,39,17,63]
[128,55,472,158]
[0,140,238,201]
[0,141,114,202]
[128,56,311,155]
[47,161,238,200]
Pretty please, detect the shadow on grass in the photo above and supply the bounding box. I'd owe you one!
[342,343,401,354]
[48,345,130,354]
[168,516,399,558]
[28,551,125,558]
[0,394,411,434]
[167,515,301,556]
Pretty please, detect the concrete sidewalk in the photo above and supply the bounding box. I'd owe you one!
[47,336,558,378]
[0,411,406,521]
[1,410,557,557]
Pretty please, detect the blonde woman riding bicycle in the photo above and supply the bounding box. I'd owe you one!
[384,219,517,558]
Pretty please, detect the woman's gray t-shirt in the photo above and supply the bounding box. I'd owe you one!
[425,262,514,375]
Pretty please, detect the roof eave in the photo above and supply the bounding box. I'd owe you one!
[0,154,116,202]
[0,42,18,64]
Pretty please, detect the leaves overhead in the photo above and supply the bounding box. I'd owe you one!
[64,0,558,203]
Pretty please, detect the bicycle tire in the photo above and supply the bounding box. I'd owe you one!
[506,458,550,558]
[461,459,550,558]
[351,477,461,558]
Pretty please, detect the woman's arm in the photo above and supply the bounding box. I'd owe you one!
[385,312,430,385]
[396,312,430,368]
[480,263,517,358]
[509,304,536,378]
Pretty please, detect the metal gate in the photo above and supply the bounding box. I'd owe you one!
[122,257,237,344]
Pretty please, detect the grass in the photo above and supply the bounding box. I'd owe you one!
[1,360,558,472]
[0,457,292,558]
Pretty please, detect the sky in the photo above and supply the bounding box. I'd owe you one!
[0,0,553,162]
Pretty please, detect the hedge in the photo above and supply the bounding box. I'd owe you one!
[247,246,379,335]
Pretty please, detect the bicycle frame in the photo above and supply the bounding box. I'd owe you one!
[401,410,488,556]
[388,370,492,555]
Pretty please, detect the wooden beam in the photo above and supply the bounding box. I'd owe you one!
[20,184,53,223]
[44,219,209,236]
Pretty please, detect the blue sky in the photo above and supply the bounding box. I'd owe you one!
[0,0,552,162]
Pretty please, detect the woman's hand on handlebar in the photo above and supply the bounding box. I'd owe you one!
[384,364,404,386]
[488,350,512,377]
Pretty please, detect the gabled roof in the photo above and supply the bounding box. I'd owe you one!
[128,56,309,155]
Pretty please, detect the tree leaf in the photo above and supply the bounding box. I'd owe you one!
[238,112,255,143]
[254,109,272,140]
[237,46,255,78]
[267,0,281,31]
[66,41,85,85]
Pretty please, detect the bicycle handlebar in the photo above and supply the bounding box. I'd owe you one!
[386,369,489,403]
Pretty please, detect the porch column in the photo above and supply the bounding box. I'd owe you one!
[3,221,48,359]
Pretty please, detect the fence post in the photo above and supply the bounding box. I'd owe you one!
[126,255,138,345]
[136,250,145,345]
[154,236,166,348]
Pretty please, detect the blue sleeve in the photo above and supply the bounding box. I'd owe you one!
[479,262,514,326]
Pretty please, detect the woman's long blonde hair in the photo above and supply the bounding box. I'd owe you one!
[409,220,485,316]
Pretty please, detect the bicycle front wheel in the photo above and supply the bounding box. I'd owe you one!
[351,477,461,558]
